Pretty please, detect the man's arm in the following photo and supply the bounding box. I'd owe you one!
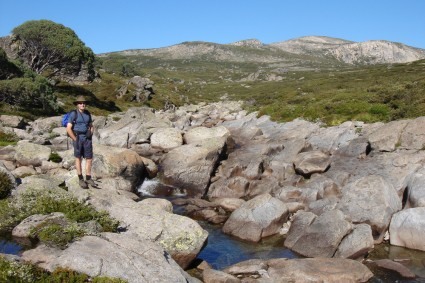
[89,122,94,136]
[66,122,77,141]
[88,113,94,136]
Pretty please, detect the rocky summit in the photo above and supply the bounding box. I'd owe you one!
[101,35,425,69]
[2,100,425,281]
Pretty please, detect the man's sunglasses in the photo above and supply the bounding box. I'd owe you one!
[77,102,87,105]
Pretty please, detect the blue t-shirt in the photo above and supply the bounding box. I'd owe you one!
[68,110,92,134]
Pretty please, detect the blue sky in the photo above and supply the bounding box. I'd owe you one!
[1,1,424,54]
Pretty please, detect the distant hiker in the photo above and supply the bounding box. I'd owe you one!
[66,95,96,189]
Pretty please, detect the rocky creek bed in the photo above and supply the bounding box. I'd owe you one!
[2,101,425,282]
[2,199,425,282]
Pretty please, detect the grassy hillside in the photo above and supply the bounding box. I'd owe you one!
[94,53,425,125]
[230,61,425,125]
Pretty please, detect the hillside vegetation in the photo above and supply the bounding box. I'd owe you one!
[98,51,425,125]
[1,21,425,126]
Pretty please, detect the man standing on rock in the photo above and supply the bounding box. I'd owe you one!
[66,95,96,189]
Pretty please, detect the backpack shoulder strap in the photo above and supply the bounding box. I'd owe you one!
[71,110,78,124]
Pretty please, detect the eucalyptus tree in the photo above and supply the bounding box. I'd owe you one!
[12,20,95,80]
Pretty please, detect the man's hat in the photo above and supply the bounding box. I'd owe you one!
[73,95,89,105]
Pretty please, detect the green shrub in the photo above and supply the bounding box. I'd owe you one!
[48,152,63,163]
[0,171,14,199]
[46,268,89,282]
[369,104,390,120]
[0,76,59,114]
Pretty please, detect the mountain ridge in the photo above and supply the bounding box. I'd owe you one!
[99,35,425,67]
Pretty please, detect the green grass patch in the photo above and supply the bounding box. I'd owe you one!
[0,256,127,282]
[31,223,85,249]
[28,193,120,232]
[0,190,119,234]
[0,130,19,146]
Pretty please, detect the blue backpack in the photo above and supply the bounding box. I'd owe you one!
[62,110,77,150]
[61,110,77,127]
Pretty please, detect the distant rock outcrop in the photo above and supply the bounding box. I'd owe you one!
[230,39,264,48]
[117,76,155,102]
[270,36,353,55]
[329,40,425,64]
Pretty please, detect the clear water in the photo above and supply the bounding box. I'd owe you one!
[196,221,297,270]
[0,239,22,255]
[0,232,33,256]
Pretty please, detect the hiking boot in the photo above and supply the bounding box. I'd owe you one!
[86,179,96,187]
[79,179,88,189]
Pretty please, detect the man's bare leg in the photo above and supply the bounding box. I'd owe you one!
[86,158,92,176]
[75,157,82,175]
[75,157,88,189]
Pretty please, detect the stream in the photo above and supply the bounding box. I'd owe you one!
[139,178,425,282]
[196,221,297,270]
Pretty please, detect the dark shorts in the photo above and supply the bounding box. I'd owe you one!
[73,135,93,159]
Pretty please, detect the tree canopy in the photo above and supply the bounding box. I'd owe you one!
[12,20,95,80]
